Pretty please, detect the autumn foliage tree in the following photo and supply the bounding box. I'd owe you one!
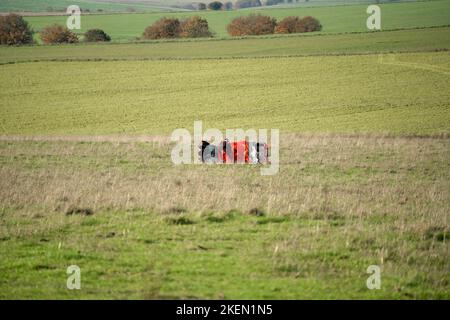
[0,14,34,45]
[40,24,78,44]
[227,14,277,36]
[144,17,212,39]
[180,16,212,38]
[143,18,181,39]
[275,16,322,34]
[298,16,322,32]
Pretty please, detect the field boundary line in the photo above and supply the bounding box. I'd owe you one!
[1,48,449,66]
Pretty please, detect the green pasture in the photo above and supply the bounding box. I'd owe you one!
[0,51,449,136]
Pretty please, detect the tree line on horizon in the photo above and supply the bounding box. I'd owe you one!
[0,13,321,45]
[191,0,302,11]
[143,14,321,39]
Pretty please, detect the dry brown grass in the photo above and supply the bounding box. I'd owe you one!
[0,134,448,228]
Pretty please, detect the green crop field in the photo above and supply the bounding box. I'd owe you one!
[23,0,450,41]
[0,0,449,300]
[1,51,449,135]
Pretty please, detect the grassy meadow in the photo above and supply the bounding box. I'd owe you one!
[23,0,450,41]
[0,0,449,300]
[0,135,448,299]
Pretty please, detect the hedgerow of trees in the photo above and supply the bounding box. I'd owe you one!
[275,16,322,34]
[297,16,322,32]
[208,1,223,10]
[143,16,212,40]
[84,29,111,42]
[266,0,302,4]
[143,14,322,39]
[227,14,322,36]
[0,14,34,45]
[235,0,262,9]
[227,14,277,36]
[40,24,79,44]
[180,16,212,38]
[143,18,181,39]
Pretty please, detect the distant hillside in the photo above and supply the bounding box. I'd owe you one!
[0,0,424,13]
[0,0,184,13]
